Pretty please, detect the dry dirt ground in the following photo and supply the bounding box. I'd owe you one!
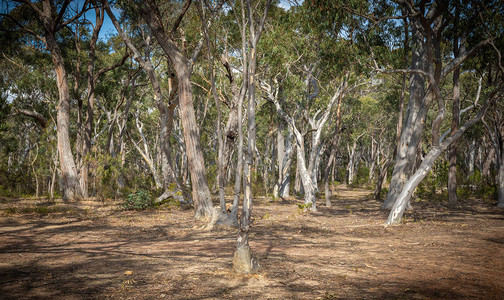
[1,186,503,299]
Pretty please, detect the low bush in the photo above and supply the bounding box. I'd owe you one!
[122,190,153,211]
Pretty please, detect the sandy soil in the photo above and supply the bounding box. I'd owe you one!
[1,186,503,299]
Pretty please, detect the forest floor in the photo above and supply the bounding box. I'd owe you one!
[0,186,503,299]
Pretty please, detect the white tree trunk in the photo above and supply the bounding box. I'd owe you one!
[498,156,504,207]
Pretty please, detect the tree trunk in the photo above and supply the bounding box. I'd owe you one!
[273,121,285,198]
[374,159,391,200]
[448,2,461,208]
[137,1,214,219]
[234,0,271,274]
[178,73,214,218]
[482,147,495,178]
[387,94,491,224]
[387,147,442,224]
[347,143,357,185]
[279,126,293,198]
[297,142,317,210]
[382,22,428,209]
[498,154,504,207]
[46,34,83,201]
[467,140,476,178]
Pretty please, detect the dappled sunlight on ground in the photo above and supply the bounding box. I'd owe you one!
[0,186,503,299]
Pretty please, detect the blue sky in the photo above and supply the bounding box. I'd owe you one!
[81,0,299,40]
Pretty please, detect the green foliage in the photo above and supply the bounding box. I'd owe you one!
[458,170,497,201]
[297,202,312,213]
[351,165,370,187]
[416,171,437,200]
[122,190,153,211]
[94,154,123,200]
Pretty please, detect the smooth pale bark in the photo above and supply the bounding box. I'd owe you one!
[387,100,491,224]
[279,126,293,198]
[383,2,492,210]
[382,21,428,209]
[323,96,342,206]
[268,76,349,210]
[48,36,83,200]
[294,158,302,195]
[270,102,316,209]
[128,112,162,188]
[368,139,377,185]
[498,155,504,207]
[229,2,248,221]
[273,121,285,198]
[234,0,271,274]
[448,1,461,208]
[346,136,362,185]
[467,140,476,178]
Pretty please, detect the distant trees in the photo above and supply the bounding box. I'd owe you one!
[1,0,503,230]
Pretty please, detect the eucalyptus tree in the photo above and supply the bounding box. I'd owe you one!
[0,47,56,196]
[381,0,498,211]
[232,0,271,274]
[482,40,504,208]
[72,3,130,198]
[382,0,504,224]
[124,0,220,219]
[104,0,188,204]
[1,0,97,200]
[202,0,252,228]
[263,1,370,211]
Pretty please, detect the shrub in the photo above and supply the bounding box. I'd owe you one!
[122,190,153,211]
[92,154,123,200]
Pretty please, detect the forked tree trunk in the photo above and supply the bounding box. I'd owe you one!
[382,22,428,209]
[105,3,185,204]
[234,0,271,274]
[81,4,104,198]
[324,97,342,206]
[387,97,491,224]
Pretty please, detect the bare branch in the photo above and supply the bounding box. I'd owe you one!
[15,108,48,128]
[170,0,192,37]
[95,49,130,79]
[55,0,91,32]
[441,37,493,78]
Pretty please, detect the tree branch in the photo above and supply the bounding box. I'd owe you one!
[170,0,192,37]
[16,108,48,128]
[95,48,130,79]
